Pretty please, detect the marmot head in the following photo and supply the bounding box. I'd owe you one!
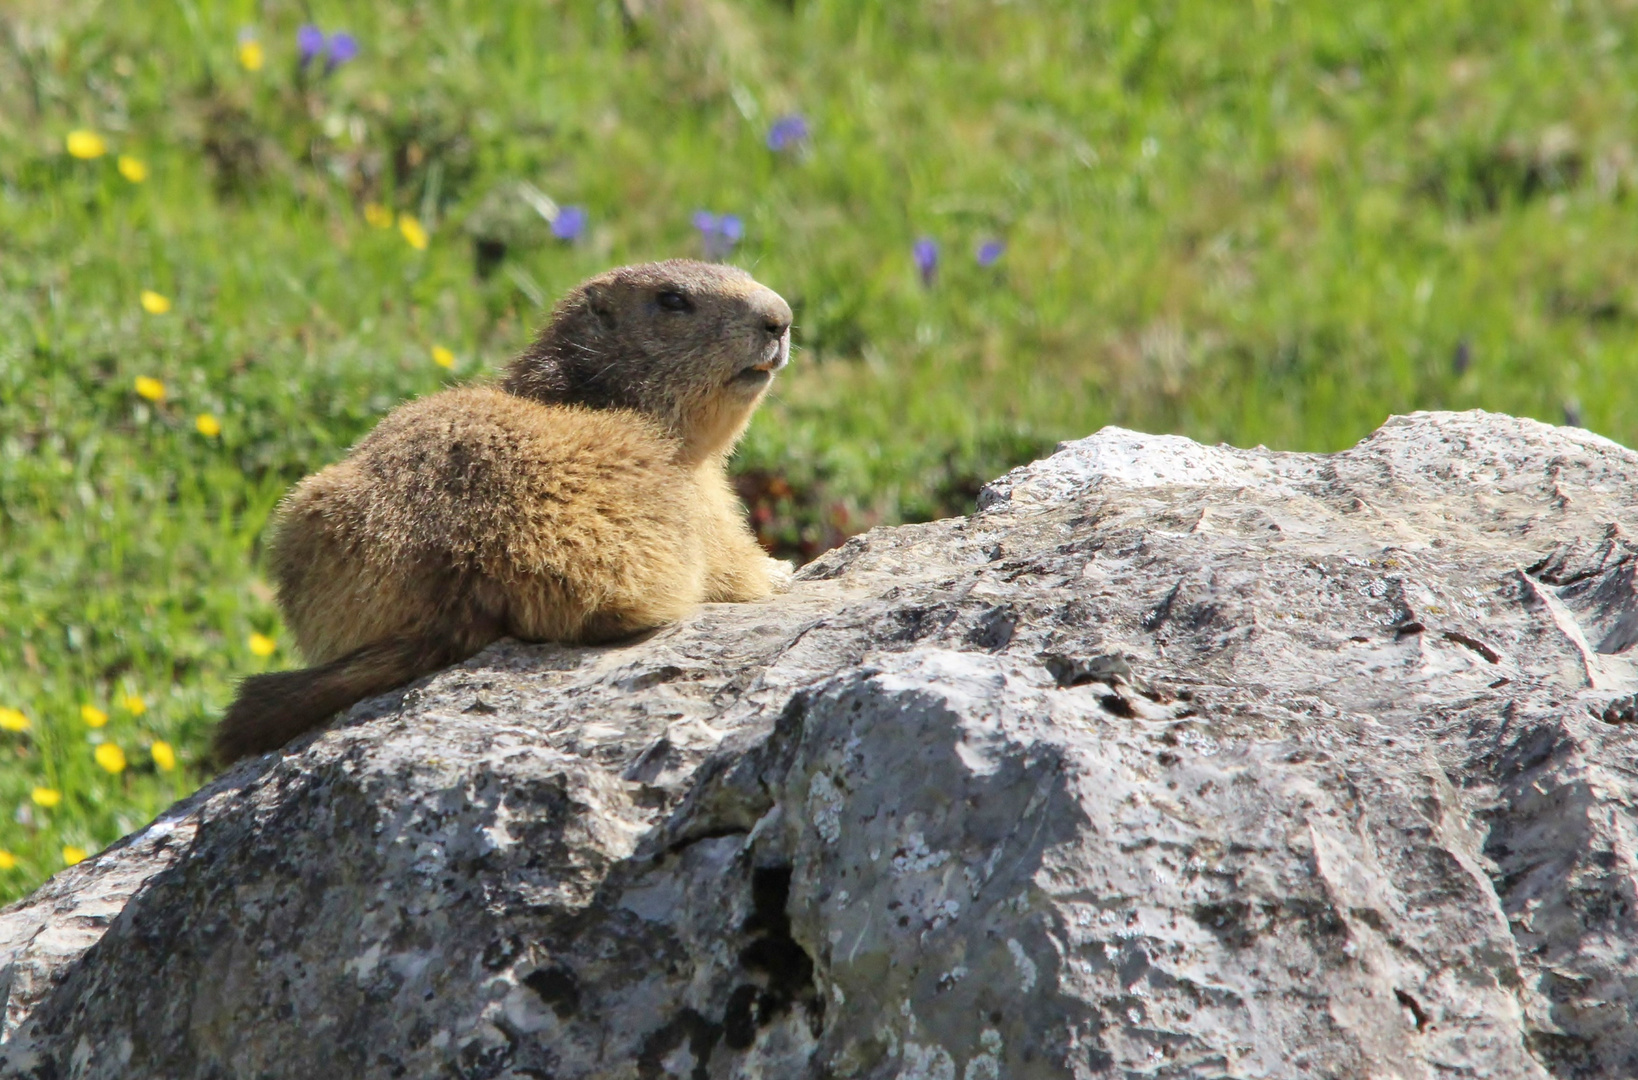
[503,259,793,461]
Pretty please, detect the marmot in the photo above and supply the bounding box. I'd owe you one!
[213,259,793,763]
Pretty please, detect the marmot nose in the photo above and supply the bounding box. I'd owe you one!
[755,291,793,338]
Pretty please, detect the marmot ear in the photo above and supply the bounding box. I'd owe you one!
[585,287,617,331]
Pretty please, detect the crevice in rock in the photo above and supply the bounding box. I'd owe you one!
[636,1008,721,1080]
[523,964,581,1018]
[1042,652,1129,689]
[722,865,824,1050]
[1598,695,1638,725]
[1192,899,1256,949]
[1395,988,1429,1031]
[1442,631,1500,663]
[459,1027,518,1080]
[1098,694,1136,718]
[658,825,751,859]
[8,412,1638,1077]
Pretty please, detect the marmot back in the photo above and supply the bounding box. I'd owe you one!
[214,260,793,763]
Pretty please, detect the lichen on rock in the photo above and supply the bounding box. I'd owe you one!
[3,410,1637,1078]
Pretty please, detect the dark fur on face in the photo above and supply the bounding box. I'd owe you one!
[503,259,791,459]
[213,260,796,764]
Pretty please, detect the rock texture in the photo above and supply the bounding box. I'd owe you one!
[3,410,1638,1079]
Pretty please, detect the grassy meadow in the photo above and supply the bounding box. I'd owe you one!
[4,0,1638,899]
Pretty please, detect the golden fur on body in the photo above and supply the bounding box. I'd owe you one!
[214,260,793,763]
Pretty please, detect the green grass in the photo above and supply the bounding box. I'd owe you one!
[4,0,1638,899]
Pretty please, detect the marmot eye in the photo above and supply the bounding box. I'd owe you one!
[656,290,693,313]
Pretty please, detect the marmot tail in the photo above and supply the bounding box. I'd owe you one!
[213,635,457,765]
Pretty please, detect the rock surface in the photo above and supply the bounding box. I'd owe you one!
[3,410,1638,1079]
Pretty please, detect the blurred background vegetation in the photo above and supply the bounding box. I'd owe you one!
[3,0,1637,898]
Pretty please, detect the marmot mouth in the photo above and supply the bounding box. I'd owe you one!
[731,365,776,387]
[732,345,786,386]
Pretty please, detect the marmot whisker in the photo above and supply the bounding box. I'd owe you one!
[214,259,793,764]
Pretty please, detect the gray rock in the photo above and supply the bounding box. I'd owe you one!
[2,409,1637,1079]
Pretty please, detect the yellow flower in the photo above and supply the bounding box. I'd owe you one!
[134,376,165,401]
[80,704,108,728]
[364,202,394,229]
[238,39,265,72]
[122,694,146,716]
[196,413,222,437]
[117,155,148,183]
[31,787,61,808]
[140,290,171,314]
[432,345,456,369]
[0,708,28,732]
[151,740,177,772]
[398,214,429,250]
[94,743,127,775]
[66,130,107,159]
[0,852,17,871]
[61,846,87,866]
[249,632,277,657]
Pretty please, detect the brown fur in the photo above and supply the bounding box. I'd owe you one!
[215,260,792,763]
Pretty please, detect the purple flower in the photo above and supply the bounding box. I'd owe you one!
[913,237,939,285]
[296,24,326,65]
[976,239,1005,267]
[552,205,588,242]
[694,210,743,260]
[326,32,359,70]
[766,114,809,152]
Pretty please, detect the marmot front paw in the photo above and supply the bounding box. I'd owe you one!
[766,557,797,592]
[214,259,794,764]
